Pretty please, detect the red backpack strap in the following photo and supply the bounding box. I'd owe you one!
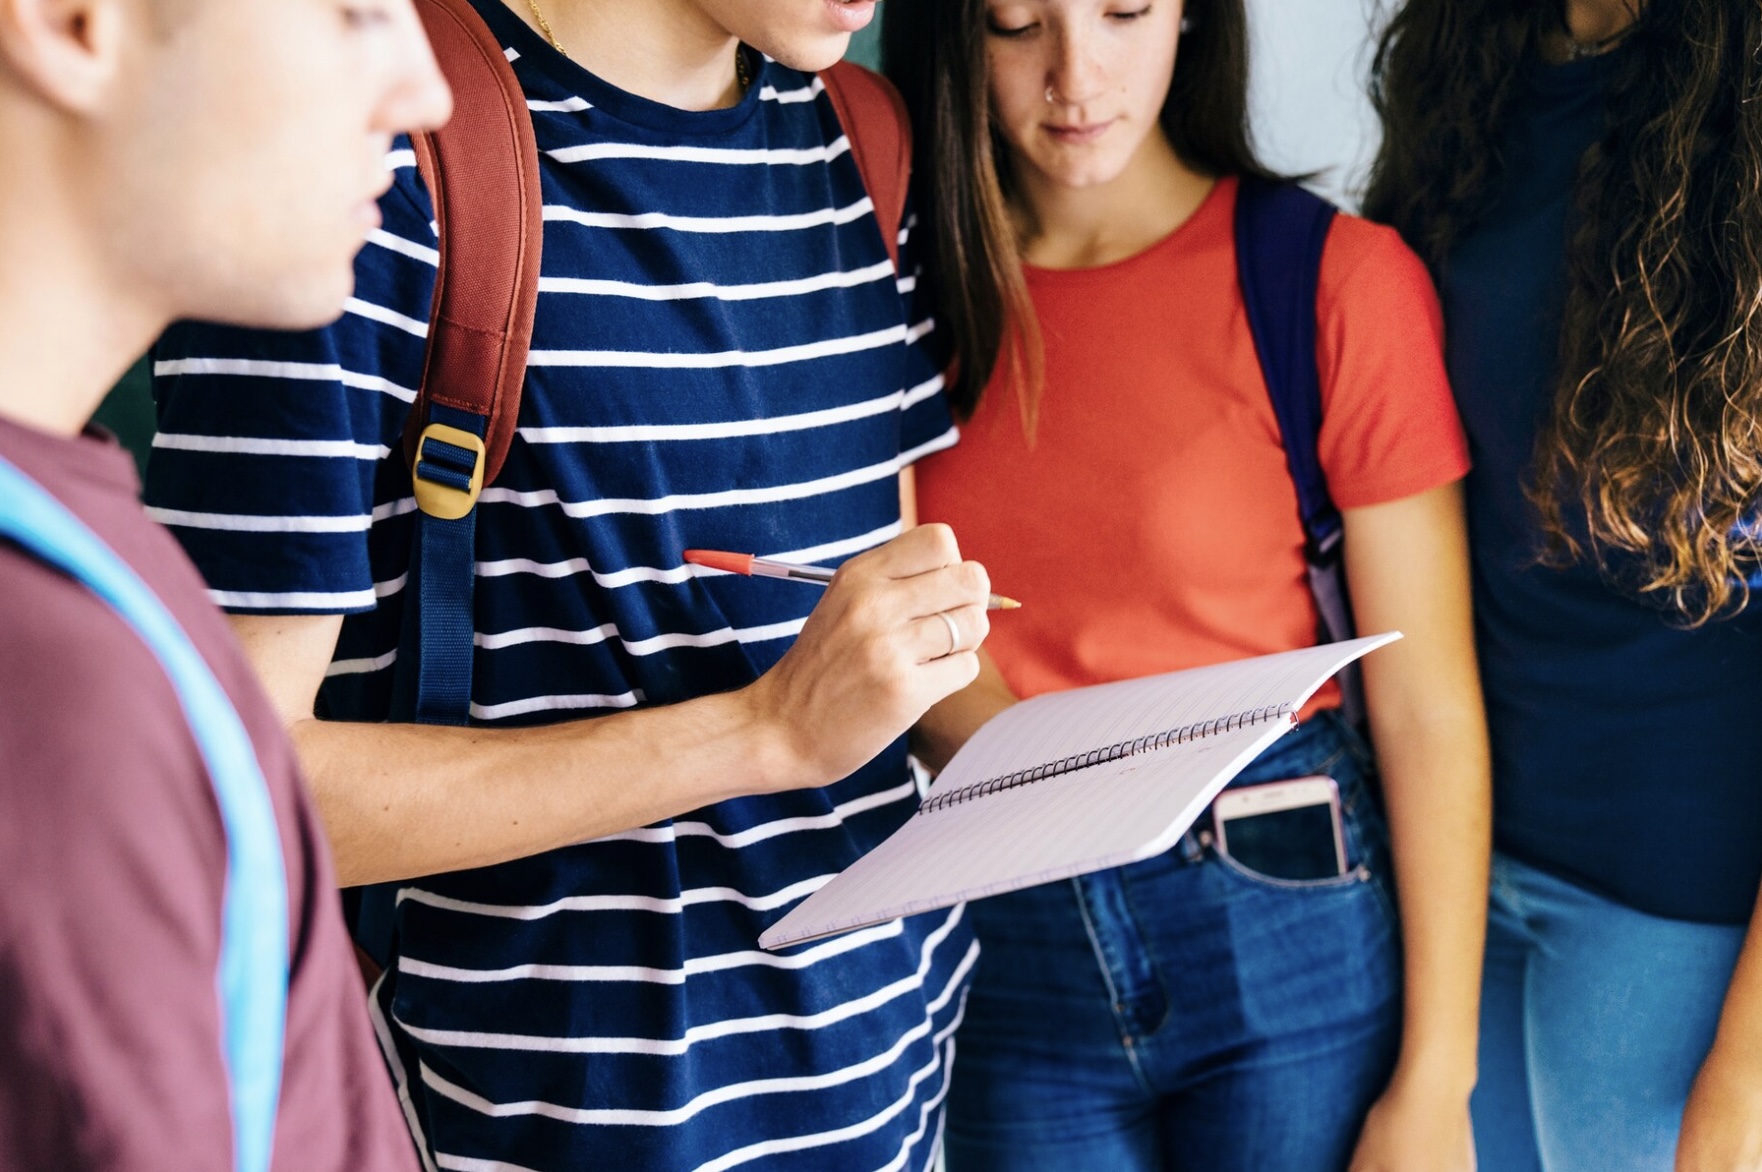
[820,60,912,274]
[403,0,542,499]
[383,0,542,733]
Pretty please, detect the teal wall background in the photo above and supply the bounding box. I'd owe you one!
[95,360,154,478]
[93,17,890,482]
[847,18,882,70]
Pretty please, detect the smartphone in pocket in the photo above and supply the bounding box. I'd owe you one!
[1211,776,1347,881]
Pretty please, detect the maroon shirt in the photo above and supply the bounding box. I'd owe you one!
[0,417,417,1172]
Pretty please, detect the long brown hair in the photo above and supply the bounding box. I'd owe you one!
[1365,0,1762,623]
[881,0,1276,424]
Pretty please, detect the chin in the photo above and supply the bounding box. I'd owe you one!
[272,299,355,333]
[282,281,359,331]
[1033,155,1136,192]
[761,38,850,74]
[749,13,852,74]
[203,267,357,333]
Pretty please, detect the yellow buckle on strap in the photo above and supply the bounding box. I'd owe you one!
[412,423,486,521]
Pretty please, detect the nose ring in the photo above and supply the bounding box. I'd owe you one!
[1045,85,1057,104]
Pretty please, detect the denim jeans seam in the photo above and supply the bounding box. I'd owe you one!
[1314,742,1352,781]
[1368,868,1401,934]
[1070,877,1158,1097]
[1115,878,1175,1039]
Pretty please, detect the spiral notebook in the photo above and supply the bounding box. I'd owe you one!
[759,633,1400,949]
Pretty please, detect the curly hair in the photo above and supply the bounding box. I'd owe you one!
[1365,0,1762,624]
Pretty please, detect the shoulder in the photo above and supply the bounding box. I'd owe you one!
[0,549,167,700]
[1304,209,1468,505]
[0,553,290,1172]
[816,60,909,131]
[0,548,227,892]
[1317,210,1439,313]
[0,551,207,793]
[777,60,901,150]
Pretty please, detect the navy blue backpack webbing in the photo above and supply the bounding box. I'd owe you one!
[1233,176,1365,723]
[0,454,289,1172]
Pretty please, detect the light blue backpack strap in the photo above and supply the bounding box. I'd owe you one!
[0,455,289,1172]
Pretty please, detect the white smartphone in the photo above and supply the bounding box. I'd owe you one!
[1211,776,1347,880]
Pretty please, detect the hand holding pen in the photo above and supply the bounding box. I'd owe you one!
[723,525,1001,791]
[687,544,1019,664]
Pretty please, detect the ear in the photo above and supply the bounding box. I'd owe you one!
[0,0,127,113]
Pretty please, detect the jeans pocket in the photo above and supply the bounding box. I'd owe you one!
[1212,844,1375,893]
[1207,797,1404,1045]
[1210,773,1388,895]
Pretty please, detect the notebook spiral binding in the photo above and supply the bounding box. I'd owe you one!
[917,702,1297,815]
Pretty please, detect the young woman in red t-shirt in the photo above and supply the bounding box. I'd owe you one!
[886,2,1491,1169]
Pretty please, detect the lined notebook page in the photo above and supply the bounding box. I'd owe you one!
[763,721,1285,947]
[929,634,1400,795]
[760,634,1399,949]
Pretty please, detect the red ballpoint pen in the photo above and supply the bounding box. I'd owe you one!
[683,549,1022,610]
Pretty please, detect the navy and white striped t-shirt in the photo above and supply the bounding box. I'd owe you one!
[144,6,974,1169]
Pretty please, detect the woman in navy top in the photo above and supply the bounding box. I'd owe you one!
[1367,1,1762,1168]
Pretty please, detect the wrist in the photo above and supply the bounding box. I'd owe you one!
[730,679,820,796]
[1387,1044,1478,1103]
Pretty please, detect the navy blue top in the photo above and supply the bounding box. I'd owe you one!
[1444,49,1762,925]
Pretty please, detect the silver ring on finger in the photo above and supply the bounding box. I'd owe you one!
[936,610,962,658]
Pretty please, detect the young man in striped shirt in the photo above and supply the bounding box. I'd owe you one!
[147,1,990,1169]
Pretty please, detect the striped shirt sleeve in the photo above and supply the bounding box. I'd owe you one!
[145,150,438,615]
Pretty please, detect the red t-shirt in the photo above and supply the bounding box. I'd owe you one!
[0,417,418,1172]
[917,177,1470,709]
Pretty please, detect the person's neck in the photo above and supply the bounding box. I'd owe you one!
[503,0,745,111]
[0,149,163,438]
[1567,0,1640,41]
[1544,0,1641,61]
[1013,134,1215,271]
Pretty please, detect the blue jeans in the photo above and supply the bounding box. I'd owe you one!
[1473,852,1748,1171]
[945,712,1402,1171]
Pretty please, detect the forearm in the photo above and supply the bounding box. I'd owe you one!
[1341,485,1490,1096]
[1675,885,1762,1168]
[1369,692,1491,1092]
[297,687,796,886]
[1706,887,1762,1070]
[1676,885,1762,1169]
[236,524,994,887]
